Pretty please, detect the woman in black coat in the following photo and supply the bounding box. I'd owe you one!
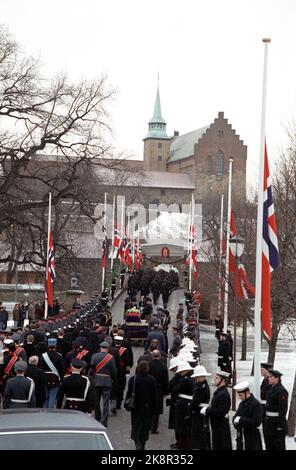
[190,365,211,450]
[125,360,157,450]
[233,382,263,450]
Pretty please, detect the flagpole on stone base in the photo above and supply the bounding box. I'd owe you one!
[254,38,271,400]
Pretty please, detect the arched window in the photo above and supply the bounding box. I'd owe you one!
[216,150,224,174]
[207,156,212,174]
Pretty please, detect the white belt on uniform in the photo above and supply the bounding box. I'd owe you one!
[178,394,193,400]
[11,399,29,403]
[266,411,279,417]
[198,403,209,407]
[66,397,85,402]
[261,400,267,404]
[217,356,223,359]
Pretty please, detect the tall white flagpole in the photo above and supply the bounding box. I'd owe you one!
[110,195,116,272]
[132,218,136,270]
[223,158,233,332]
[217,194,224,318]
[189,192,195,291]
[254,38,271,400]
[44,192,52,319]
[101,192,107,292]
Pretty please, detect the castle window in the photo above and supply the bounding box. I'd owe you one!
[207,156,212,174]
[216,150,224,174]
[218,130,224,137]
[158,155,162,161]
[158,143,163,149]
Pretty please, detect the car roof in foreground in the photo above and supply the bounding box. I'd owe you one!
[0,409,107,433]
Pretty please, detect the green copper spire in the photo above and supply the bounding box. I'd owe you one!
[145,80,170,139]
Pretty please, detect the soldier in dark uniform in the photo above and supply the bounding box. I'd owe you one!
[39,337,64,408]
[120,269,125,289]
[172,361,194,450]
[57,358,92,413]
[260,362,272,443]
[3,361,36,409]
[190,365,211,450]
[232,381,263,450]
[110,277,116,300]
[114,335,131,410]
[64,339,91,374]
[260,362,272,404]
[200,370,232,450]
[167,357,182,449]
[263,369,289,450]
[217,332,232,378]
[90,341,117,426]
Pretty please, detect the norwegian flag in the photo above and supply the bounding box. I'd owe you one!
[186,224,198,278]
[101,236,107,269]
[124,240,133,270]
[118,233,127,264]
[233,263,255,300]
[261,143,280,338]
[46,231,55,307]
[113,224,121,248]
[135,242,143,271]
[229,208,238,273]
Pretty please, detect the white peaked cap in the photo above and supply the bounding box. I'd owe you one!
[233,381,249,392]
[192,365,211,377]
[177,361,194,373]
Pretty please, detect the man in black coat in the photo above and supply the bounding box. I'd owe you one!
[232,381,263,450]
[263,369,289,450]
[26,356,47,408]
[200,370,232,450]
[148,350,169,434]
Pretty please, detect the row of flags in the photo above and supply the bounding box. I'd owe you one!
[102,224,143,272]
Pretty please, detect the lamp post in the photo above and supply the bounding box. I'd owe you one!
[229,234,245,411]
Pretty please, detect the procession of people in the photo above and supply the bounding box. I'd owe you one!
[0,268,291,451]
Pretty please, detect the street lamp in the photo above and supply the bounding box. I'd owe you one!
[229,234,245,411]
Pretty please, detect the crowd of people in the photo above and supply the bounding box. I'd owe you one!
[0,271,290,451]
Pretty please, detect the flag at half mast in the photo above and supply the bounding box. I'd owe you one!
[46,231,55,308]
[262,142,280,338]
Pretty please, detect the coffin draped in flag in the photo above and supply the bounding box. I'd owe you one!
[47,231,55,307]
[261,143,280,338]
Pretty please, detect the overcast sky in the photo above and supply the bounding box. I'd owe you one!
[1,0,296,184]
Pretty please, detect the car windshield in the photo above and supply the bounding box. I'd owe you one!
[0,432,111,450]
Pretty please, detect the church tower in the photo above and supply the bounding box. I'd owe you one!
[143,82,171,171]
